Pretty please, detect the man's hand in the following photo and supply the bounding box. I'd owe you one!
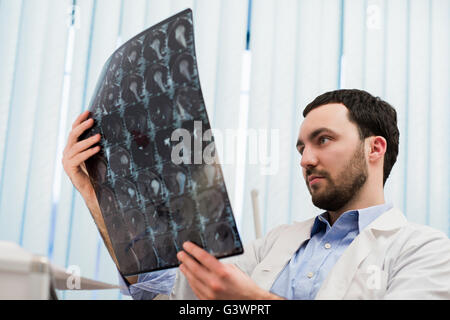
[62,110,101,201]
[61,110,140,283]
[177,242,283,300]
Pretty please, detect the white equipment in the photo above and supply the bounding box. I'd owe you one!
[0,241,118,300]
[251,189,263,239]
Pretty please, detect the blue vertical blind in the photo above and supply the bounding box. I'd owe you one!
[0,0,448,300]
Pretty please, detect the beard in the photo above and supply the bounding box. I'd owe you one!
[306,142,368,212]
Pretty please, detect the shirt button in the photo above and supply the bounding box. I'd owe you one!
[307,272,314,279]
[324,243,331,249]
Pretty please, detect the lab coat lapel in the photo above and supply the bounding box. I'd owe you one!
[315,228,377,299]
[257,217,316,291]
[276,218,316,265]
[315,208,407,299]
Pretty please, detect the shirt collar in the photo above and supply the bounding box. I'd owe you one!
[310,202,393,237]
[357,202,393,231]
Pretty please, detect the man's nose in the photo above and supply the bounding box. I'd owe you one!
[300,146,318,169]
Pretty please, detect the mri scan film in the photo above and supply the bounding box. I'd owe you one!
[81,9,243,276]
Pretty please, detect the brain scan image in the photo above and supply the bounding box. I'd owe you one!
[168,18,192,51]
[136,170,167,205]
[191,164,221,192]
[84,136,107,182]
[124,103,149,135]
[144,30,167,63]
[197,188,226,221]
[145,63,169,94]
[105,52,122,84]
[145,203,171,235]
[132,238,158,270]
[148,95,173,127]
[121,74,144,104]
[114,243,140,273]
[154,234,179,266]
[101,113,125,144]
[82,9,242,275]
[130,138,156,170]
[114,178,140,209]
[108,146,133,177]
[169,196,197,228]
[95,158,109,183]
[122,40,143,71]
[162,163,189,196]
[170,53,195,85]
[174,87,204,120]
[104,214,131,243]
[176,228,203,250]
[123,208,147,240]
[204,222,236,255]
[96,184,119,218]
[102,84,120,106]
[154,127,178,160]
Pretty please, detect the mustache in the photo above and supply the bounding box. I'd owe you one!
[305,168,330,179]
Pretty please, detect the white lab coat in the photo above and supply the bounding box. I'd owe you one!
[162,207,450,299]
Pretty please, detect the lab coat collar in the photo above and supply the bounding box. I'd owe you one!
[315,207,407,299]
[357,202,394,232]
[365,206,407,232]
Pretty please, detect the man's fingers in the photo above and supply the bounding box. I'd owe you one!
[182,241,223,272]
[67,118,95,148]
[177,251,211,286]
[72,110,91,130]
[70,146,101,168]
[65,133,101,160]
[179,264,211,300]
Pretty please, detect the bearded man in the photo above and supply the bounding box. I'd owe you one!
[62,89,450,299]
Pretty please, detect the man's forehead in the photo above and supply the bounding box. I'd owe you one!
[298,103,352,140]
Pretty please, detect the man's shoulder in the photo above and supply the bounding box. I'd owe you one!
[396,220,449,246]
[381,212,450,260]
[363,206,448,244]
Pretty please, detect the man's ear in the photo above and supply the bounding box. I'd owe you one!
[367,136,387,163]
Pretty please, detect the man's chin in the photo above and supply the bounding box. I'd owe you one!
[311,190,327,205]
[308,179,326,195]
[312,196,336,211]
[310,188,340,212]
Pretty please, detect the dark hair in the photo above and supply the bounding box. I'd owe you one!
[303,89,399,185]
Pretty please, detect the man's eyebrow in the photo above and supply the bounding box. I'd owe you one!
[296,128,337,149]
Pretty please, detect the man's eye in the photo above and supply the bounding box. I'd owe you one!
[319,137,330,144]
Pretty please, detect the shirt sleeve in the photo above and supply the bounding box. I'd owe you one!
[118,268,177,300]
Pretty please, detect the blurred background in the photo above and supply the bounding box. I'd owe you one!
[0,0,448,299]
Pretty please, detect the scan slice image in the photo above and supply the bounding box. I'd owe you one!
[81,9,243,275]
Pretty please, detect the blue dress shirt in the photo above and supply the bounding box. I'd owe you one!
[120,203,392,300]
[270,202,392,299]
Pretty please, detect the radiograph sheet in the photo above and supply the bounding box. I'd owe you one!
[80,9,243,276]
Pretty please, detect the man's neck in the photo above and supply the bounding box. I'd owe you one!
[327,184,385,226]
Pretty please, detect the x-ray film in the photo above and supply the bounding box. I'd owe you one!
[80,9,243,276]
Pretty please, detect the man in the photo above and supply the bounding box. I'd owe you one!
[62,89,450,299]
